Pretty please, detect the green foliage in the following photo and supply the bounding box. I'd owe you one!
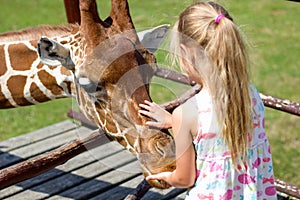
[0,0,299,186]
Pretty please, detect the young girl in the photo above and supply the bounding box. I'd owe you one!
[139,1,277,199]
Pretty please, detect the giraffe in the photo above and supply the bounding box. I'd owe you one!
[0,24,78,108]
[38,0,176,189]
[0,22,168,109]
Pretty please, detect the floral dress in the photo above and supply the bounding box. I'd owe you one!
[185,85,277,200]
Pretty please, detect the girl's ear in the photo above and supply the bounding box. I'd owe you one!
[179,43,194,71]
[179,43,191,67]
[178,43,202,84]
[180,43,197,65]
[180,44,189,57]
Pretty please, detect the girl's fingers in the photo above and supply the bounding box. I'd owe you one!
[146,174,160,181]
[140,100,158,109]
[138,109,152,118]
[139,103,151,111]
[139,100,152,108]
[143,100,151,104]
[145,121,162,128]
[146,174,171,189]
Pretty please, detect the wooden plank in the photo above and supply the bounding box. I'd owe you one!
[143,187,186,199]
[0,120,76,153]
[48,161,142,200]
[5,150,137,199]
[0,141,123,199]
[171,194,186,200]
[90,175,145,200]
[0,125,92,169]
[91,174,186,200]
[0,120,98,197]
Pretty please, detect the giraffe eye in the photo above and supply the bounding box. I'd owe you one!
[155,142,165,156]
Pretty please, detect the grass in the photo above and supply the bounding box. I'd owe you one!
[0,0,299,186]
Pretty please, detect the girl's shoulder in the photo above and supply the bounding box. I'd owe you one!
[194,89,213,110]
[173,95,199,136]
[173,98,198,122]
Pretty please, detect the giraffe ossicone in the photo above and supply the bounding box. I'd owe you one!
[38,0,175,189]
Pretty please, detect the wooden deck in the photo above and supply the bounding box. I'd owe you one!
[1,120,298,200]
[0,120,186,200]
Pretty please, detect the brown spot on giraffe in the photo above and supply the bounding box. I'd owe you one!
[29,82,51,102]
[8,43,38,71]
[0,85,13,107]
[37,70,65,96]
[7,75,33,105]
[60,40,69,45]
[60,66,72,76]
[35,62,44,70]
[0,45,7,76]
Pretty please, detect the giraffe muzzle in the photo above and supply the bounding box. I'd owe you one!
[37,36,75,70]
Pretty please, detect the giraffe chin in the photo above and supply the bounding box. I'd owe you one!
[140,164,172,189]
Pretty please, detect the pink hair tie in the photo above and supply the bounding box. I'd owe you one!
[215,14,225,24]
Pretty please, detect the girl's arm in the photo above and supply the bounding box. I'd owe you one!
[147,104,197,188]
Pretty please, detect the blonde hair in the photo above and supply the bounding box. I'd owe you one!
[170,1,253,167]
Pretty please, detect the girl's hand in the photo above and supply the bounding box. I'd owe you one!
[146,172,173,189]
[139,100,172,129]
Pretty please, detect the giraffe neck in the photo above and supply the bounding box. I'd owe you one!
[77,83,144,154]
[0,25,79,108]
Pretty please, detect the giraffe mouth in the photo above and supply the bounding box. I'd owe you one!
[140,163,171,189]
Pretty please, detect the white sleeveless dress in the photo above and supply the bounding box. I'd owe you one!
[185,85,277,200]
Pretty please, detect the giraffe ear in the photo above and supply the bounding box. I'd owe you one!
[138,24,170,53]
[37,36,75,70]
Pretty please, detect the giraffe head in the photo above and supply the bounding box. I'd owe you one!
[38,0,175,188]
